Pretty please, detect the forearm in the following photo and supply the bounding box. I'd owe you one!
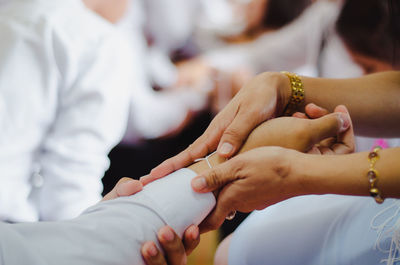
[294,147,400,199]
[0,168,215,265]
[300,71,400,137]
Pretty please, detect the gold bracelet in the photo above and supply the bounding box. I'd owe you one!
[367,146,384,204]
[281,71,305,116]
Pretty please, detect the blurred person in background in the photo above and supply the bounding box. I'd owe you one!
[0,0,133,222]
[175,0,312,113]
[197,0,400,151]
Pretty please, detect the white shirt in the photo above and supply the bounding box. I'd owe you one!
[0,0,131,222]
[0,168,216,265]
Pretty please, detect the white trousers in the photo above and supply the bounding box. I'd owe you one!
[229,195,400,265]
[0,168,215,265]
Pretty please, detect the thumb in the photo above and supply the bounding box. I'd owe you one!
[191,162,237,193]
[309,111,351,143]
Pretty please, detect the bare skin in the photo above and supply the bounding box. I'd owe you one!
[82,0,128,23]
[139,105,352,261]
[149,71,400,181]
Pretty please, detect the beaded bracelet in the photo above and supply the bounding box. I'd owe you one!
[281,71,305,116]
[367,146,384,204]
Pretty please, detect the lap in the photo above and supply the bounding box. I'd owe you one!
[228,195,400,265]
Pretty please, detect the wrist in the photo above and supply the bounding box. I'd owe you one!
[258,72,291,116]
[292,152,370,197]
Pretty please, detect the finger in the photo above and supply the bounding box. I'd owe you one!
[318,146,335,155]
[191,160,238,193]
[292,112,308,119]
[148,108,236,182]
[102,178,143,201]
[141,241,167,265]
[331,105,355,154]
[305,103,329,118]
[308,112,351,145]
[307,145,322,154]
[318,137,336,148]
[199,185,237,233]
[157,226,187,265]
[217,111,261,158]
[183,225,200,255]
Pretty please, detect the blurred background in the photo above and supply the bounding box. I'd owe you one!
[1,0,399,264]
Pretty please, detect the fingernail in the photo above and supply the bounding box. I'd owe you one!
[161,227,175,242]
[147,243,158,257]
[219,142,233,155]
[338,113,350,132]
[192,177,207,191]
[190,226,199,240]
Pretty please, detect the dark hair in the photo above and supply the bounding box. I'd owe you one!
[336,0,400,66]
[263,0,312,29]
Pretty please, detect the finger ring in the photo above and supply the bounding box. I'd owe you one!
[225,210,237,220]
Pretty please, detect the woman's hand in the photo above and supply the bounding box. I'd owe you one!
[147,72,290,184]
[190,105,355,232]
[192,146,300,232]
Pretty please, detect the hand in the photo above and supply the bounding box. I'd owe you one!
[147,72,290,184]
[141,225,200,265]
[190,105,354,232]
[293,104,355,155]
[192,146,299,232]
[102,179,199,264]
[102,177,143,201]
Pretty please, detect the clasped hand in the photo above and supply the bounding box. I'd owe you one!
[191,104,354,233]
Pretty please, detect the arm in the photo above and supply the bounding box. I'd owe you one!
[301,71,400,137]
[149,70,400,180]
[191,145,400,233]
[0,111,347,265]
[295,147,400,199]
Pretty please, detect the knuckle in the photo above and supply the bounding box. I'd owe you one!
[117,177,132,184]
[206,170,224,189]
[223,128,244,142]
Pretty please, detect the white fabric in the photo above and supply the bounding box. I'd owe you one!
[202,1,341,73]
[116,0,208,141]
[136,0,199,89]
[229,195,400,265]
[0,168,216,265]
[0,0,131,222]
[142,0,199,53]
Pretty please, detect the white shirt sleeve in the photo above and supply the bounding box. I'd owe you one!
[0,168,216,265]
[36,24,132,221]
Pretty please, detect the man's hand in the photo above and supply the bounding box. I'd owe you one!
[141,225,200,265]
[293,104,355,155]
[102,178,200,264]
[102,177,143,201]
